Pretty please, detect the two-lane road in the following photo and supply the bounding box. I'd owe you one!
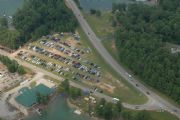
[66,0,180,118]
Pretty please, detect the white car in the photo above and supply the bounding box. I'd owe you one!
[112,98,119,103]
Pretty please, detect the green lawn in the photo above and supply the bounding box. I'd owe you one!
[83,12,115,39]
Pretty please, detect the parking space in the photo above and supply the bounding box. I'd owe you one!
[16,33,102,84]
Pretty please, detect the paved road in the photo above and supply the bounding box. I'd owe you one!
[65,0,180,118]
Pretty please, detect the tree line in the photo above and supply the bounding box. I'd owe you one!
[0,55,26,75]
[90,9,102,17]
[113,0,180,103]
[0,17,20,49]
[11,0,78,49]
[58,79,82,99]
[36,92,50,105]
[0,17,8,28]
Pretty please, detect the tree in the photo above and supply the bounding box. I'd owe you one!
[0,17,8,28]
[36,92,50,105]
[135,111,151,120]
[104,102,113,120]
[95,98,106,117]
[122,111,133,120]
[69,87,82,99]
[61,79,70,93]
[0,55,26,74]
[90,9,97,15]
[74,0,82,10]
[96,10,101,17]
[17,65,26,75]
[95,98,122,120]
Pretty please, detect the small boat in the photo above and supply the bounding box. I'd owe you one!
[74,109,81,115]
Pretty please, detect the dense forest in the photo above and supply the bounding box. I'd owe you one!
[12,0,78,48]
[0,17,20,49]
[113,0,180,103]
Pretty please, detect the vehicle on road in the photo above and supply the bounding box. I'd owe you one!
[146,91,150,95]
[112,98,119,103]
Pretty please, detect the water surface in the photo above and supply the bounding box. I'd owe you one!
[25,96,92,120]
[79,0,132,11]
[0,0,23,16]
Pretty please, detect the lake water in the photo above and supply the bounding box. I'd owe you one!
[0,0,23,16]
[0,0,132,16]
[79,0,133,11]
[24,95,92,120]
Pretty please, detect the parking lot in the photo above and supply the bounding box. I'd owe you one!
[15,32,117,94]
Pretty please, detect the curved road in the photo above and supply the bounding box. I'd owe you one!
[65,0,180,118]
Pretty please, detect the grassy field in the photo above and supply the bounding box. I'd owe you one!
[82,11,120,60]
[83,11,114,39]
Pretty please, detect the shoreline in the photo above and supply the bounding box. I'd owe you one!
[67,98,103,120]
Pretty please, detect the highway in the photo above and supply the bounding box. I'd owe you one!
[65,0,180,118]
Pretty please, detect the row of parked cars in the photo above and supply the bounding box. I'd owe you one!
[29,45,101,77]
[18,51,68,76]
[40,40,82,60]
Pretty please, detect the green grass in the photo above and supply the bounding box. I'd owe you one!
[102,39,119,61]
[44,75,61,84]
[149,111,179,120]
[124,109,179,120]
[30,81,36,88]
[24,66,35,76]
[83,12,114,39]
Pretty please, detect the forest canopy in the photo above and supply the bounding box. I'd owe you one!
[113,0,180,103]
[13,0,78,48]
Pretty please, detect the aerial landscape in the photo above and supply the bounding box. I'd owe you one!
[0,0,179,120]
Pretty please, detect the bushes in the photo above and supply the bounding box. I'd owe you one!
[0,17,8,28]
[95,98,122,120]
[0,55,26,75]
[90,9,101,17]
[58,79,82,99]
[36,92,50,105]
